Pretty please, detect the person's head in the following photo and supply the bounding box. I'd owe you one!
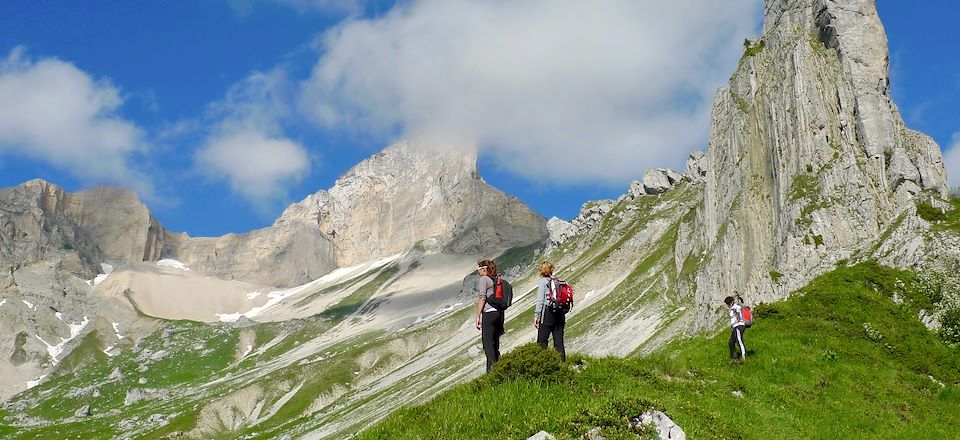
[539,261,554,277]
[724,296,735,307]
[478,259,497,277]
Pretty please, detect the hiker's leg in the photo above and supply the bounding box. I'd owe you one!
[481,311,497,372]
[553,319,566,361]
[728,328,737,358]
[492,310,504,364]
[735,325,746,359]
[536,321,551,349]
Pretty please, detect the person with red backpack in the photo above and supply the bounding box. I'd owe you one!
[534,261,571,361]
[475,259,510,372]
[725,295,747,360]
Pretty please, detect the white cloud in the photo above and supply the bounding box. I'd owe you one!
[196,68,311,203]
[197,130,310,201]
[0,47,151,192]
[301,0,763,184]
[943,133,960,188]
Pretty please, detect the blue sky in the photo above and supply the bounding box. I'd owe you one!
[0,1,957,237]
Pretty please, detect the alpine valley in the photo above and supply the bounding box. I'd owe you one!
[2,0,959,439]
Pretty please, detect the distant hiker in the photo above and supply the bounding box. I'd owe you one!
[476,259,506,372]
[725,296,746,360]
[534,261,568,361]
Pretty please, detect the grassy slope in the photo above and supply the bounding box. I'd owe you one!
[356,262,960,440]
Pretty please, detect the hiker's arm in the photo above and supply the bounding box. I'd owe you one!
[533,278,547,328]
[475,297,485,329]
[475,276,490,330]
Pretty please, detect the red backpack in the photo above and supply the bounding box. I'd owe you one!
[741,305,753,328]
[547,277,574,313]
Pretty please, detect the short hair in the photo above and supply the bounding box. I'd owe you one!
[538,261,554,277]
[724,296,735,306]
[478,259,497,276]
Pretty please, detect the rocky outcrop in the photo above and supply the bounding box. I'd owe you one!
[676,0,948,328]
[1,142,548,289]
[170,142,547,286]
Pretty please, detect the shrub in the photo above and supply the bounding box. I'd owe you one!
[769,271,783,283]
[917,201,947,222]
[478,343,574,388]
[940,305,960,344]
[753,303,779,319]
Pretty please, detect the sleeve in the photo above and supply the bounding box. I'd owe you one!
[478,276,493,300]
[534,277,548,319]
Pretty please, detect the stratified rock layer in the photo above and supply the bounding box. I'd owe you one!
[678,0,947,328]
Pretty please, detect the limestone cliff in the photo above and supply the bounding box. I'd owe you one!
[679,0,947,328]
[170,141,548,286]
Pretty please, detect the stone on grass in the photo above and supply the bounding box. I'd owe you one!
[528,430,556,440]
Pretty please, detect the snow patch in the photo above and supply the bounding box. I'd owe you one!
[112,321,125,340]
[35,316,90,362]
[26,375,47,389]
[229,254,403,321]
[22,300,35,310]
[103,345,117,357]
[216,313,244,323]
[246,291,262,300]
[0,298,6,307]
[241,345,253,359]
[157,259,190,271]
[92,263,114,286]
[583,290,597,301]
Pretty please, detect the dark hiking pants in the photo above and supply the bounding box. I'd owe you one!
[729,325,746,359]
[482,310,505,372]
[536,308,566,361]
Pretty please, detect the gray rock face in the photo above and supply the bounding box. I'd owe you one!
[547,217,575,245]
[1,142,547,289]
[684,151,707,183]
[643,169,684,195]
[675,0,948,328]
[172,142,546,286]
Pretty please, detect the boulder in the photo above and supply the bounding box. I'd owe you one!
[637,410,686,440]
[74,404,91,417]
[642,169,683,195]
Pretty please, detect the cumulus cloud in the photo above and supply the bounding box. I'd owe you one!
[302,0,763,184]
[943,133,960,188]
[0,47,151,193]
[196,68,311,203]
[197,130,309,200]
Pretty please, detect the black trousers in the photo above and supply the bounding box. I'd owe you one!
[537,307,566,361]
[482,310,505,372]
[729,325,746,359]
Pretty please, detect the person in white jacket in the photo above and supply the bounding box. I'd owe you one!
[725,296,746,360]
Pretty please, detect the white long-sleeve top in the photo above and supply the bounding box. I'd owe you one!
[729,304,745,327]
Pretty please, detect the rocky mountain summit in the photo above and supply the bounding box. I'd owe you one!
[169,141,546,287]
[1,141,547,289]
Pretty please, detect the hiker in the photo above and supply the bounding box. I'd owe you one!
[475,259,505,372]
[534,261,566,361]
[725,296,746,360]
